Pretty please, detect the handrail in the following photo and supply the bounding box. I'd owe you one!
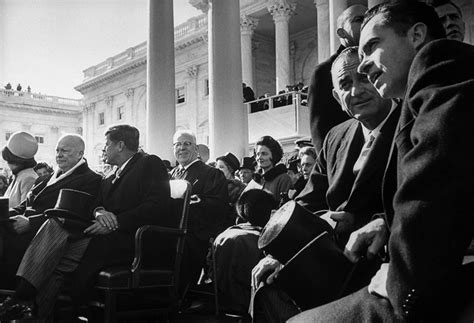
[0,88,82,106]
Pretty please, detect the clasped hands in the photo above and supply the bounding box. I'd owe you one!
[251,217,389,298]
[84,207,119,235]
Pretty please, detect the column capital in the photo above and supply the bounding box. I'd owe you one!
[240,15,258,35]
[125,88,134,99]
[314,0,328,8]
[267,0,296,23]
[187,65,199,79]
[189,0,209,13]
[84,102,96,112]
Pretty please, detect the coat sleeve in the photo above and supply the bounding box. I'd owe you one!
[386,40,474,319]
[115,155,171,232]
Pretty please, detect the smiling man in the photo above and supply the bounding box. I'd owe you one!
[170,129,228,292]
[289,2,474,322]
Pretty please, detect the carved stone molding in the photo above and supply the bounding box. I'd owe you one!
[125,88,135,99]
[190,0,209,13]
[240,15,259,35]
[84,102,96,113]
[126,47,135,59]
[105,96,113,106]
[267,0,296,23]
[187,65,199,79]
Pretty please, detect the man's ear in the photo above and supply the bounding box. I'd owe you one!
[332,88,342,106]
[408,22,428,50]
[337,28,348,40]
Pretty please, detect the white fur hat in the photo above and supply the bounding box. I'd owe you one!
[4,131,38,160]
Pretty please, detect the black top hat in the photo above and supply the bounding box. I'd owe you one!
[258,201,353,310]
[0,197,9,222]
[44,189,95,224]
[238,157,256,171]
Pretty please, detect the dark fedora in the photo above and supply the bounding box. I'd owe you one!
[258,201,353,310]
[44,189,95,224]
[0,197,9,222]
[238,156,256,171]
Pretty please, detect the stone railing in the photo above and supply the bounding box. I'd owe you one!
[83,14,208,80]
[246,91,308,113]
[0,88,82,107]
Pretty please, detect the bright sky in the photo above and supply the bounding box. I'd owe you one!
[0,0,201,99]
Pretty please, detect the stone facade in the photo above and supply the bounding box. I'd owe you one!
[0,89,82,175]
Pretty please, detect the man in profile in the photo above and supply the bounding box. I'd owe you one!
[0,134,101,289]
[0,124,171,320]
[290,3,474,321]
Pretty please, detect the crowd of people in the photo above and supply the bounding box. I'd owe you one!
[0,1,472,322]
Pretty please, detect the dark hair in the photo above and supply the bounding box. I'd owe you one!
[33,162,53,174]
[105,124,140,152]
[362,1,445,40]
[235,189,277,227]
[255,135,284,165]
[1,146,37,172]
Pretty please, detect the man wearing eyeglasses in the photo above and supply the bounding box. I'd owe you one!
[170,130,228,292]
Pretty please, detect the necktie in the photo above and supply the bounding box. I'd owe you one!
[353,134,375,175]
[111,168,121,184]
[174,167,186,179]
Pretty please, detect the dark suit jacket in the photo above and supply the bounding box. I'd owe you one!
[0,160,101,288]
[308,45,350,153]
[384,39,474,321]
[296,103,401,245]
[170,159,228,242]
[70,152,171,300]
[290,39,474,323]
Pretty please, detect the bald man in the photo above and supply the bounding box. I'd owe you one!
[308,4,367,153]
[0,134,102,289]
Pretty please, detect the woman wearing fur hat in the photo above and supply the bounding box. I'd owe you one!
[2,131,38,207]
[254,135,293,203]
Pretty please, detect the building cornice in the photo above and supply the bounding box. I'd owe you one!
[0,102,83,115]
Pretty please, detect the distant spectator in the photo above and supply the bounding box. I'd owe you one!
[16,84,22,91]
[27,86,31,93]
[0,175,8,196]
[4,83,12,90]
[243,83,256,103]
[286,151,306,199]
[298,146,317,180]
[33,162,53,177]
[431,0,465,42]
[274,90,287,108]
[162,159,173,172]
[238,157,256,184]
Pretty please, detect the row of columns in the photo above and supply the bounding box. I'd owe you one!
[145,0,387,162]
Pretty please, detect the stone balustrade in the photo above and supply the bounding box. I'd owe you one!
[0,88,82,109]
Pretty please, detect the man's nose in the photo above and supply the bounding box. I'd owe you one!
[357,59,370,75]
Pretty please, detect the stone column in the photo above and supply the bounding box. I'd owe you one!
[240,15,258,89]
[193,0,247,160]
[329,0,347,54]
[187,65,199,135]
[315,0,331,61]
[146,0,175,161]
[268,0,296,93]
[125,88,134,122]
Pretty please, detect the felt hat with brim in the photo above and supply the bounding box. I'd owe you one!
[44,189,95,224]
[294,136,313,148]
[0,197,9,222]
[258,201,353,310]
[238,157,256,171]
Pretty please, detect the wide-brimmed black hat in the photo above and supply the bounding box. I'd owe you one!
[0,197,9,222]
[238,156,256,171]
[44,189,95,224]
